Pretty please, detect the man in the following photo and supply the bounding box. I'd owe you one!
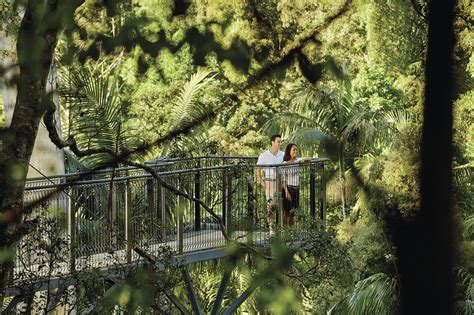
[256,134,284,235]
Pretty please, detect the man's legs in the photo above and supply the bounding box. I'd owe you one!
[266,199,275,234]
[265,181,277,234]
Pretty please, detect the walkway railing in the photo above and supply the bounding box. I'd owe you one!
[17,156,328,280]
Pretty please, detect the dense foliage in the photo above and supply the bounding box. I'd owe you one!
[1,0,472,313]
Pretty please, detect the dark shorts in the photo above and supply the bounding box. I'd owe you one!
[282,186,299,213]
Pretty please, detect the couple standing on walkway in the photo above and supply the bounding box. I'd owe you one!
[256,134,310,234]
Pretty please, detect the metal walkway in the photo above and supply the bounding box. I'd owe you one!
[15,156,328,283]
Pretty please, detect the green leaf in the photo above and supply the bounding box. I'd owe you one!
[0,248,16,264]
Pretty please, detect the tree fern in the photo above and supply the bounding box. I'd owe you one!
[59,66,143,169]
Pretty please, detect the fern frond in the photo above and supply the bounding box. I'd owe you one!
[170,69,215,129]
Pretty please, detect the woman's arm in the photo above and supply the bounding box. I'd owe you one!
[298,157,311,163]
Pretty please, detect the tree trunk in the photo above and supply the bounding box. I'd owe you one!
[0,0,65,301]
[395,0,456,313]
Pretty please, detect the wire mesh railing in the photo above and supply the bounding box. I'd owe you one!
[18,156,328,280]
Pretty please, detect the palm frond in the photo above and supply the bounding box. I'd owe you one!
[290,81,324,114]
[59,65,142,168]
[338,110,378,146]
[329,273,398,315]
[453,163,473,186]
[288,128,338,158]
[383,108,413,126]
[170,69,215,129]
[161,123,214,157]
[455,268,474,315]
[290,81,344,134]
[263,112,315,138]
[353,153,377,180]
[463,215,474,240]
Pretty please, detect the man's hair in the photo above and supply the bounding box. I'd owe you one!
[270,134,282,143]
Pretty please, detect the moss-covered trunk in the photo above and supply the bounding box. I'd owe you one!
[0,0,65,302]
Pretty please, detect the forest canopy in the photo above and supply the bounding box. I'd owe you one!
[0,0,472,313]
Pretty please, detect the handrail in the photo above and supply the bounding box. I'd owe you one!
[25,155,259,183]
[17,157,329,280]
[25,157,327,184]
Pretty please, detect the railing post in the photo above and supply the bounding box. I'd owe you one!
[177,179,184,254]
[125,179,132,264]
[146,177,155,214]
[226,169,232,234]
[309,163,316,220]
[246,171,254,226]
[222,168,232,234]
[318,162,326,226]
[159,182,167,242]
[276,166,283,228]
[111,180,117,249]
[194,160,201,231]
[68,188,76,274]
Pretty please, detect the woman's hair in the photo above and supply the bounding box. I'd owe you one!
[283,143,297,161]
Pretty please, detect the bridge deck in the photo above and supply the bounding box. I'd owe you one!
[14,156,327,285]
[13,230,269,283]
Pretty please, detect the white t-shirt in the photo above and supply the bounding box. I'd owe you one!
[257,149,284,179]
[281,158,301,186]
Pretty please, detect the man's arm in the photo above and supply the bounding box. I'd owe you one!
[256,153,266,187]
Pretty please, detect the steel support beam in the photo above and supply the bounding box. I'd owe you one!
[181,266,203,315]
[46,283,68,311]
[164,289,190,315]
[222,284,259,315]
[211,270,232,315]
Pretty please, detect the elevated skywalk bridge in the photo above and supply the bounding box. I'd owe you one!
[6,156,328,313]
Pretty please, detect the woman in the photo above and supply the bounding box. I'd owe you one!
[281,143,310,226]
